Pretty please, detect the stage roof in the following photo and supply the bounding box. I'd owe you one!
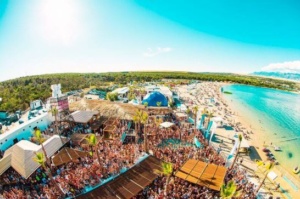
[175,159,227,191]
[76,155,163,199]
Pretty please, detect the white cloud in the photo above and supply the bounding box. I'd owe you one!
[143,47,172,57]
[261,61,300,73]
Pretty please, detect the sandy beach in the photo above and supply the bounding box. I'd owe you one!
[176,82,300,199]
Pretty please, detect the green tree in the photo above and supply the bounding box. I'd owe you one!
[133,109,149,151]
[33,129,49,166]
[230,134,243,169]
[154,117,163,130]
[201,108,208,127]
[206,111,214,126]
[143,102,148,108]
[33,152,64,197]
[156,101,162,107]
[192,106,199,132]
[140,111,149,152]
[154,162,173,197]
[186,108,191,115]
[50,107,63,142]
[220,180,242,199]
[85,134,101,167]
[106,92,118,101]
[128,86,136,101]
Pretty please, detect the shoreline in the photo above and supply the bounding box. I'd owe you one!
[219,83,300,189]
[219,85,270,162]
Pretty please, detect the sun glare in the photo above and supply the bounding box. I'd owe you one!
[37,0,82,44]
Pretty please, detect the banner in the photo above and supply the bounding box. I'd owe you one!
[209,122,217,144]
[228,138,239,160]
[205,121,213,139]
[198,114,206,130]
[194,137,202,148]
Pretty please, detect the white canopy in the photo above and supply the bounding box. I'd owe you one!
[268,171,278,180]
[1,135,64,179]
[178,104,187,111]
[234,135,250,149]
[175,112,187,118]
[160,122,175,128]
[211,116,223,122]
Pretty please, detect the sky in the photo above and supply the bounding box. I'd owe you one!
[0,0,300,81]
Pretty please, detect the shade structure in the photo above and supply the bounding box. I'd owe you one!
[76,156,163,199]
[142,91,168,107]
[234,136,250,149]
[52,147,89,167]
[71,110,99,124]
[159,121,175,128]
[69,99,146,120]
[70,134,88,146]
[1,135,64,179]
[175,159,227,191]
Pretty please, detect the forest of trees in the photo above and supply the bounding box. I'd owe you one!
[0,72,299,112]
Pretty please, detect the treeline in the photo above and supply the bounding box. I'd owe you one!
[0,72,298,112]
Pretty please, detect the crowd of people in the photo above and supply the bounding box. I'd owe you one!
[0,119,143,199]
[133,117,257,199]
[0,111,257,199]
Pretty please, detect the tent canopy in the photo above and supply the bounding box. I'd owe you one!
[1,135,64,179]
[175,159,227,191]
[159,122,174,129]
[142,92,168,107]
[52,147,88,167]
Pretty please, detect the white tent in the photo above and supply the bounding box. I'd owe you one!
[233,135,250,149]
[175,112,187,120]
[2,135,64,179]
[211,116,223,122]
[240,138,250,149]
[159,122,175,128]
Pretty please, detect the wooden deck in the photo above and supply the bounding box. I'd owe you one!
[175,159,227,191]
[76,156,163,199]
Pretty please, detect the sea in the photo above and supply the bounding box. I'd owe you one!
[222,84,300,172]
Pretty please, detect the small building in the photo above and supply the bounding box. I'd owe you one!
[112,87,129,100]
[30,100,43,110]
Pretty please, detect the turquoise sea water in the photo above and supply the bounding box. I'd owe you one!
[222,84,300,171]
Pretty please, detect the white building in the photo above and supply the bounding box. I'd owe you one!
[0,112,52,151]
[30,100,43,110]
[112,87,129,100]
